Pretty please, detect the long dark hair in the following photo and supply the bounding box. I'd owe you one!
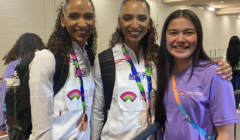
[226,36,240,71]
[109,0,158,67]
[47,0,97,69]
[2,33,44,65]
[155,9,213,122]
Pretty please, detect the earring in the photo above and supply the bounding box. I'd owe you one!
[62,26,65,30]
[118,28,122,32]
[148,26,151,31]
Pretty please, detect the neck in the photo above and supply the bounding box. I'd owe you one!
[78,42,85,49]
[124,40,141,60]
[173,57,192,72]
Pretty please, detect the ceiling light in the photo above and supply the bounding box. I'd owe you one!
[238,15,240,18]
[220,1,224,3]
[189,4,191,5]
[208,7,215,11]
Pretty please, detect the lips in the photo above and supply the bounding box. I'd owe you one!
[129,31,141,37]
[76,30,88,36]
[174,46,188,49]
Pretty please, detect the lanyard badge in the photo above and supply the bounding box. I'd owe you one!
[69,46,89,132]
[122,41,152,124]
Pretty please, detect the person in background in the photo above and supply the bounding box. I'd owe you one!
[155,9,239,140]
[90,0,232,139]
[223,35,240,109]
[28,0,97,139]
[0,33,44,136]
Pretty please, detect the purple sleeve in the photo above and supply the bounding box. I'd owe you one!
[0,59,21,130]
[209,72,239,127]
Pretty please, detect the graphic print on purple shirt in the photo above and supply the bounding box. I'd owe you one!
[163,61,239,140]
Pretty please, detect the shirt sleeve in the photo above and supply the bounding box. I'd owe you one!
[29,50,55,140]
[209,71,239,127]
[90,57,105,140]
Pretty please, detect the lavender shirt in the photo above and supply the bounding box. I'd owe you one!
[164,61,239,140]
[0,58,21,130]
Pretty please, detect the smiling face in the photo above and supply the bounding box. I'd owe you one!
[61,0,95,48]
[118,1,150,46]
[166,17,197,62]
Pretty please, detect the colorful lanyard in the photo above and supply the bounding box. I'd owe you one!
[122,42,152,108]
[171,70,215,140]
[69,46,86,113]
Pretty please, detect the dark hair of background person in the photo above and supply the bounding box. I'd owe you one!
[2,33,44,65]
[226,36,240,71]
[155,9,213,122]
[109,0,158,68]
[47,0,97,69]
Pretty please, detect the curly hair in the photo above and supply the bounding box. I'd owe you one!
[109,0,158,67]
[47,0,97,69]
[2,33,44,65]
[226,36,240,71]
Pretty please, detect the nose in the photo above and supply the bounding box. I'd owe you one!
[130,18,139,29]
[176,33,185,43]
[77,17,87,28]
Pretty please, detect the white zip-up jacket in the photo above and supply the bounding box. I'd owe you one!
[29,41,94,140]
[91,43,157,140]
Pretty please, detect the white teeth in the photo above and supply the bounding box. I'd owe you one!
[130,32,140,35]
[176,46,187,49]
[77,31,87,34]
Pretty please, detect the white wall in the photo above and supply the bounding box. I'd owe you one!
[0,0,240,75]
[0,0,45,76]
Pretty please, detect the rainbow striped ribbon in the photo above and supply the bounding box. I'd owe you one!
[171,70,215,140]
[122,41,152,108]
[69,46,86,113]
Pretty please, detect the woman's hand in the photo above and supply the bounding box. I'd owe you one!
[0,130,7,136]
[213,59,233,81]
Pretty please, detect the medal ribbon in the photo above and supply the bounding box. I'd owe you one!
[171,69,215,140]
[69,46,86,113]
[122,42,152,108]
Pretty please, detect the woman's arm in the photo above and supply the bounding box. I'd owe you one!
[216,124,235,140]
[29,50,55,140]
[213,59,232,81]
[90,57,105,140]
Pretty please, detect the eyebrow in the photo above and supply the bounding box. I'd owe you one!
[167,28,195,32]
[68,12,93,15]
[122,14,147,17]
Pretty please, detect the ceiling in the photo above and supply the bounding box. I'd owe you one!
[162,0,240,16]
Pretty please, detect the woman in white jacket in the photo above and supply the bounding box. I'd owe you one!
[28,0,97,139]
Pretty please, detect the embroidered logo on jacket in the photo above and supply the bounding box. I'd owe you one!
[67,89,83,100]
[120,92,137,102]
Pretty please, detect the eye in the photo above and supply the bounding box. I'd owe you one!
[169,32,177,35]
[69,15,78,20]
[123,17,131,21]
[84,14,94,20]
[138,16,147,22]
[185,31,194,35]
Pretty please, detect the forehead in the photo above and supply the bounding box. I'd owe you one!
[168,18,195,30]
[64,0,94,14]
[120,1,149,16]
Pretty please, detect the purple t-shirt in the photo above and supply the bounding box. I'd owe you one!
[164,61,239,140]
[0,58,21,130]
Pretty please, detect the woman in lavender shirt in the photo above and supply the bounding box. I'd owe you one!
[0,33,44,136]
[155,10,239,140]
